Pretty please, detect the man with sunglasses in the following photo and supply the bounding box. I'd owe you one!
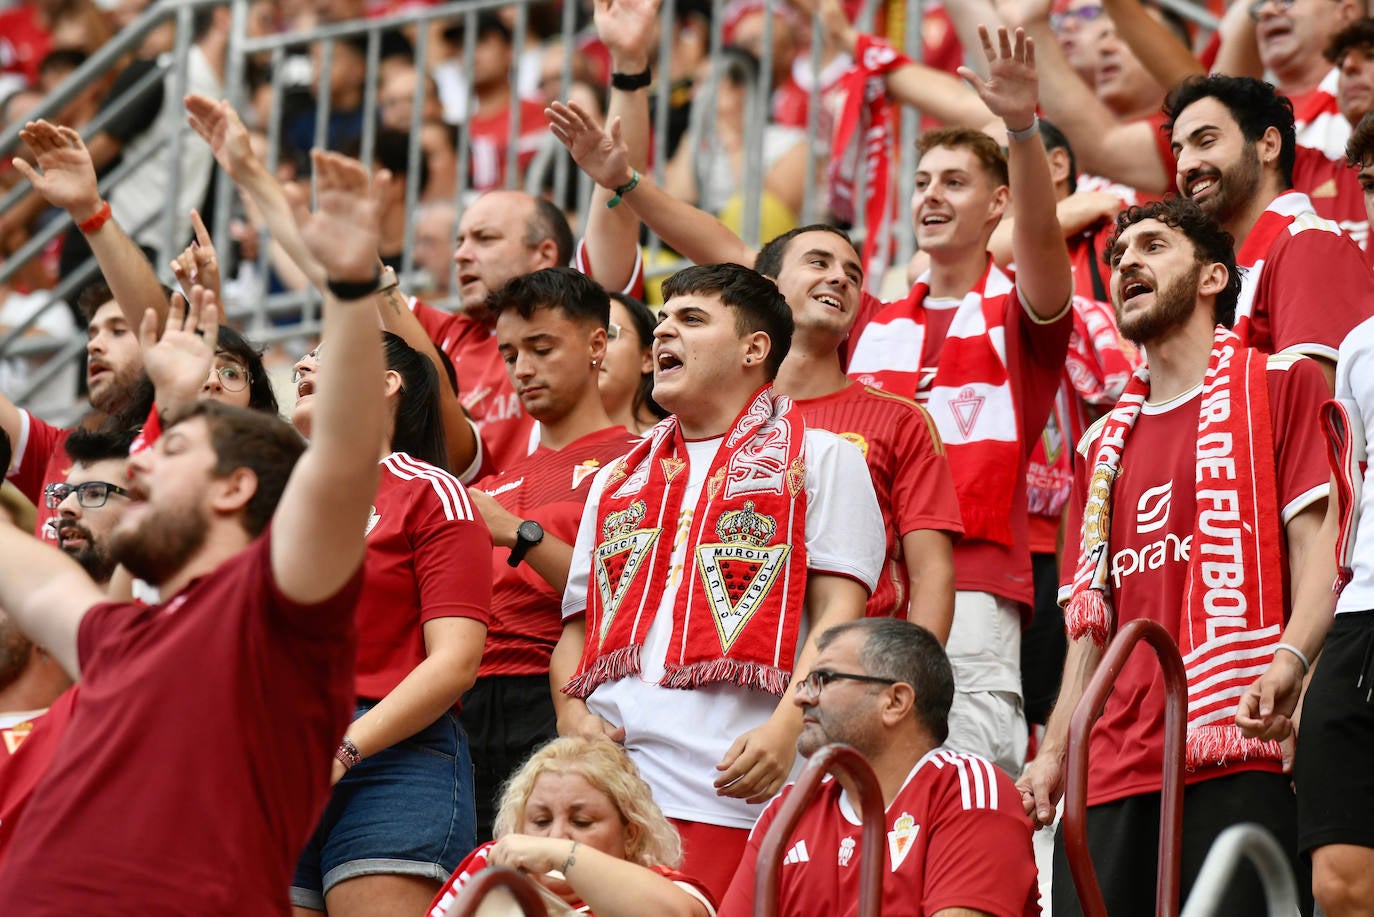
[719,618,1038,916]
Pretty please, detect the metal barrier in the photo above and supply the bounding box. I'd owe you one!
[753,743,885,917]
[1062,618,1188,917]
[445,865,551,917]
[1180,824,1300,917]
[1,0,1220,424]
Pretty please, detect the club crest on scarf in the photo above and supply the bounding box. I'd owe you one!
[593,500,658,650]
[695,501,792,653]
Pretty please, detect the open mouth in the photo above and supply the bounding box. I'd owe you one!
[814,292,843,311]
[1187,173,1219,200]
[296,378,315,399]
[920,213,952,227]
[1121,278,1153,305]
[655,351,683,377]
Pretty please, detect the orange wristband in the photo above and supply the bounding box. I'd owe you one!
[78,200,112,234]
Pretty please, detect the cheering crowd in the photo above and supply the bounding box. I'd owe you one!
[3,0,1374,914]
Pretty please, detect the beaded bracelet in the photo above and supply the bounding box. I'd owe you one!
[335,735,362,771]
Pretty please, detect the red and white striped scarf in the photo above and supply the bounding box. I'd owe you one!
[828,34,906,285]
[1066,328,1285,768]
[1322,398,1366,594]
[846,260,1019,545]
[564,386,808,699]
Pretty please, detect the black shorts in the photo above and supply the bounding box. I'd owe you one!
[458,674,557,844]
[1051,771,1308,917]
[1296,608,1374,853]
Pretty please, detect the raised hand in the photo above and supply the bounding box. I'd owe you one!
[139,286,220,411]
[594,0,660,67]
[957,25,1039,132]
[169,209,223,303]
[185,93,259,182]
[298,150,386,283]
[12,120,103,222]
[546,101,635,191]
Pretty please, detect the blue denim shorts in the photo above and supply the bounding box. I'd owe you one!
[290,704,477,909]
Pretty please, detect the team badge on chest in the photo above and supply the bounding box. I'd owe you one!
[593,500,658,648]
[694,501,791,653]
[887,813,919,870]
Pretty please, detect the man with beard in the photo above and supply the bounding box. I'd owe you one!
[0,150,388,914]
[1167,74,1374,389]
[0,426,135,867]
[718,618,1038,916]
[1018,197,1331,916]
[2,282,153,542]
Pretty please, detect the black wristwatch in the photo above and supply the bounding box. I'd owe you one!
[507,519,545,567]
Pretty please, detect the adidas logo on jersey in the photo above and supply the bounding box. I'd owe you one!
[782,840,810,865]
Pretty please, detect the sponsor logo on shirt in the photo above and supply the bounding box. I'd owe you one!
[483,478,524,499]
[782,840,810,865]
[1136,482,1172,534]
[1112,534,1191,589]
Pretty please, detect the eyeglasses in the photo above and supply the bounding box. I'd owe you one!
[1247,0,1297,20]
[1050,4,1104,31]
[212,361,251,392]
[44,481,131,509]
[606,321,623,342]
[794,668,899,698]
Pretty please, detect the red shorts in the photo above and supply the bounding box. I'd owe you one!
[668,817,750,905]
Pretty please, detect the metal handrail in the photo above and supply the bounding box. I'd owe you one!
[754,744,885,917]
[447,866,551,917]
[1180,824,1299,917]
[1063,618,1188,917]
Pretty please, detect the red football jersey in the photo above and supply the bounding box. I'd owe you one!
[719,748,1038,917]
[6,409,71,542]
[473,425,638,677]
[0,531,363,913]
[467,99,550,192]
[794,383,963,618]
[0,687,78,869]
[1060,355,1330,806]
[355,453,492,701]
[1291,145,1374,265]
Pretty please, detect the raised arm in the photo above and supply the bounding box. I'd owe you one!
[548,101,759,268]
[185,94,328,291]
[137,287,219,416]
[1210,1,1264,81]
[270,152,387,604]
[168,210,223,305]
[580,0,659,290]
[960,26,1073,319]
[1005,0,1171,193]
[374,277,479,474]
[1101,0,1205,90]
[810,0,994,129]
[13,120,171,331]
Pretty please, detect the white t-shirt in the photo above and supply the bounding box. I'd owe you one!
[1334,315,1374,615]
[562,428,886,828]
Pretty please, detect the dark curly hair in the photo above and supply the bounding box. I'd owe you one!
[1163,75,1296,189]
[1103,197,1241,328]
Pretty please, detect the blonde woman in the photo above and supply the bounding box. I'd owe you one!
[428,737,716,916]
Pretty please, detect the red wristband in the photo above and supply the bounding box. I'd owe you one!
[78,200,112,234]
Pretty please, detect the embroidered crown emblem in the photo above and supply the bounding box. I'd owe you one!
[715,501,777,546]
[603,500,647,540]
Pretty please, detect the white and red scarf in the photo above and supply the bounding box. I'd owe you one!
[847,260,1020,545]
[1322,398,1366,594]
[564,387,808,699]
[828,33,906,285]
[1066,328,1286,769]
